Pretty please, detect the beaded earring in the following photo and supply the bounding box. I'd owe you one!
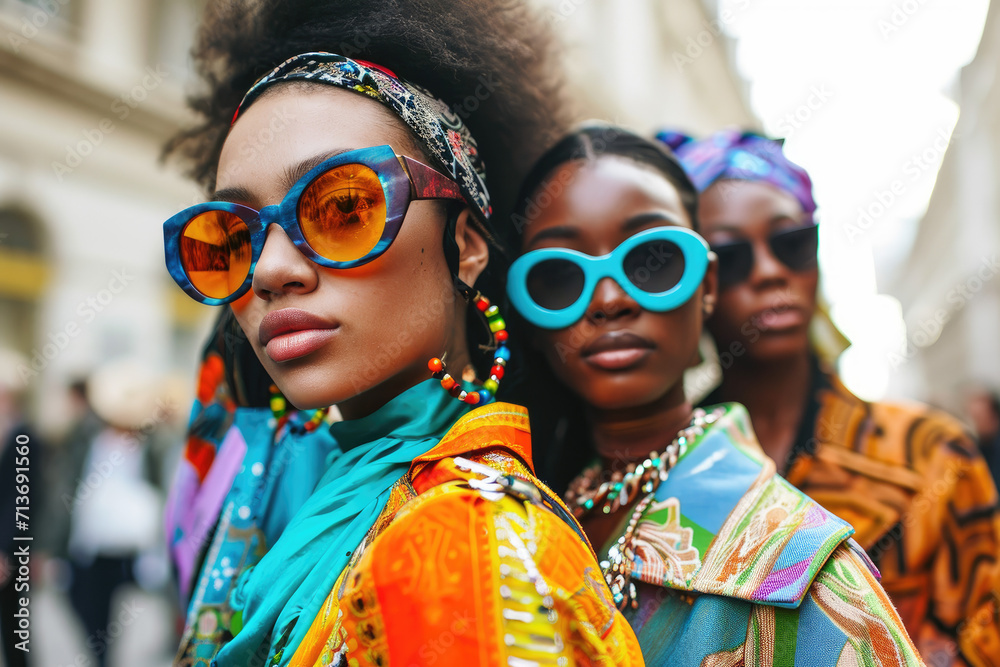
[427,284,509,405]
[268,384,329,433]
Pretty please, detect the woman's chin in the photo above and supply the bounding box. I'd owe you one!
[579,382,670,413]
[278,390,342,412]
[743,331,812,363]
[270,373,354,411]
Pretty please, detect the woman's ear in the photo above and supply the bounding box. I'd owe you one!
[453,207,490,287]
[701,250,719,319]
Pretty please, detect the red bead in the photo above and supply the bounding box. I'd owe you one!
[490,365,505,380]
[476,297,491,312]
[440,375,456,390]
[428,358,443,373]
[448,384,463,397]
[495,330,508,342]
[464,392,481,405]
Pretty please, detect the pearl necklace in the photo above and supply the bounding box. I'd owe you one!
[563,407,725,520]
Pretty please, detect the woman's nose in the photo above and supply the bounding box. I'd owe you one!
[584,277,640,324]
[748,240,788,288]
[250,223,320,300]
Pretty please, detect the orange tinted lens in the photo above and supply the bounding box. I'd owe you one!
[298,163,387,262]
[179,210,252,299]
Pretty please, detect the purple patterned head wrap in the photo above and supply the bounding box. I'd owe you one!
[233,52,492,224]
[657,128,817,215]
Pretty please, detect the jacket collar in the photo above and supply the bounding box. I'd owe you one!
[408,401,534,486]
[625,403,857,608]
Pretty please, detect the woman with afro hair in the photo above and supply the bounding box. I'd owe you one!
[160,1,641,665]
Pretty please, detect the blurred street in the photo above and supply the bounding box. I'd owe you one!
[3,582,175,667]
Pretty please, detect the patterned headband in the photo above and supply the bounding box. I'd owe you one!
[234,52,492,224]
[657,128,817,215]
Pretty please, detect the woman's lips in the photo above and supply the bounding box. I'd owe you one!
[580,331,656,371]
[751,305,808,332]
[264,329,339,362]
[259,308,339,362]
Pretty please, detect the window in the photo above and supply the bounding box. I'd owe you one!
[0,208,50,357]
[1,0,80,41]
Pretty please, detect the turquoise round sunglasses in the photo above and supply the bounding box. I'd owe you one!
[507,226,711,330]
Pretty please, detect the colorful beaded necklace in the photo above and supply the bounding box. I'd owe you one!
[268,383,330,434]
[564,406,726,610]
[563,406,726,520]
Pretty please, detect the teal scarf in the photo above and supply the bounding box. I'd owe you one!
[213,379,474,666]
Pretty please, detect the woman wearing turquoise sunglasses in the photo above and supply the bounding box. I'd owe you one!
[505,124,922,665]
[507,225,712,330]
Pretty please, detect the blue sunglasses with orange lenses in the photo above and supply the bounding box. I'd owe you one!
[163,144,467,305]
[507,226,711,330]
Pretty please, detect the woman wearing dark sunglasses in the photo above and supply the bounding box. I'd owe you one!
[505,124,921,664]
[158,2,643,665]
[663,128,1000,666]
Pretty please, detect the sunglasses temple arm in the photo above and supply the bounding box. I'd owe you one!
[400,155,467,204]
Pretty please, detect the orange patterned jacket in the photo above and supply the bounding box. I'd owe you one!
[784,368,1000,666]
[289,402,642,666]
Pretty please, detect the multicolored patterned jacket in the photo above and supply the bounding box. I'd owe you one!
[168,355,642,667]
[784,368,1000,666]
[166,343,642,666]
[289,403,642,666]
[604,402,923,665]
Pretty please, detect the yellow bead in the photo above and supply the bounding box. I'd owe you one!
[483,379,499,394]
[488,317,506,333]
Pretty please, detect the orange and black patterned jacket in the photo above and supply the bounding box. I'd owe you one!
[782,362,1000,666]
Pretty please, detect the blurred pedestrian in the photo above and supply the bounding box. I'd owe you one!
[36,378,101,586]
[65,360,164,667]
[964,385,1000,487]
[0,349,37,667]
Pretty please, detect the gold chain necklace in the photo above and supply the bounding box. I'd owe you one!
[563,407,725,520]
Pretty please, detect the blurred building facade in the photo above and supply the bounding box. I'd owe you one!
[887,0,1000,412]
[0,0,209,433]
[1,0,754,434]
[532,0,755,133]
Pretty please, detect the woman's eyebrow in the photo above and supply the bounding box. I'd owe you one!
[769,213,809,226]
[524,225,580,247]
[703,223,744,235]
[620,211,684,232]
[281,148,354,190]
[211,185,257,204]
[210,147,356,204]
